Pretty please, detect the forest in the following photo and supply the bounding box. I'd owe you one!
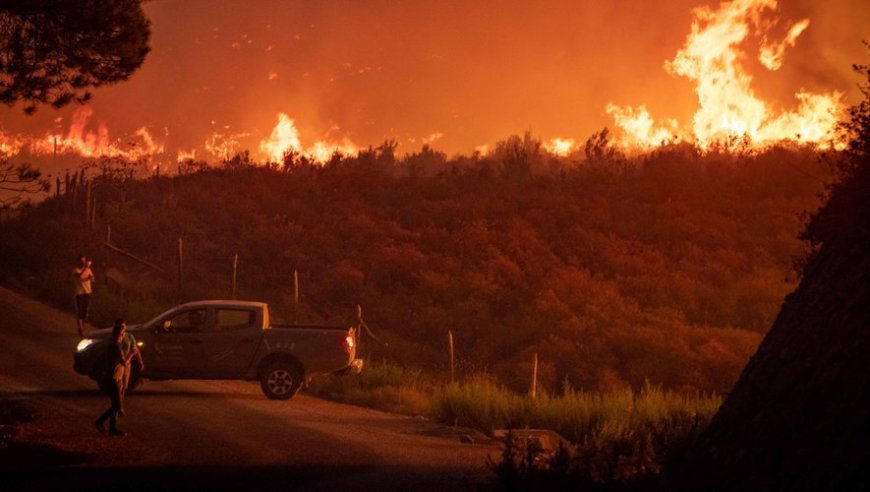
[0,134,831,395]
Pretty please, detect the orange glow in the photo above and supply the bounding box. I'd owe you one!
[176,149,197,162]
[259,113,301,162]
[2,0,862,169]
[544,138,575,156]
[606,105,682,150]
[205,131,250,161]
[3,107,165,161]
[759,18,810,71]
[33,107,164,159]
[258,113,358,164]
[609,0,843,151]
[0,131,25,156]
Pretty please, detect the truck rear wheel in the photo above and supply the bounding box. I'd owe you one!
[260,363,303,400]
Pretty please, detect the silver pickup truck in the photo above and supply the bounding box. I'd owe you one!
[73,300,363,400]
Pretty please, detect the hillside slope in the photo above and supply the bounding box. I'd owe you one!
[0,144,826,394]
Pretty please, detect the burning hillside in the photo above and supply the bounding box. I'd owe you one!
[0,0,864,176]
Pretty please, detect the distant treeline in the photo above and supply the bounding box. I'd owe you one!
[0,135,830,394]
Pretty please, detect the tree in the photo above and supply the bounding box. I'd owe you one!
[802,59,870,248]
[0,0,151,114]
[0,156,48,208]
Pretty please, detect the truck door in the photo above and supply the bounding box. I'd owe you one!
[200,308,261,378]
[147,307,210,378]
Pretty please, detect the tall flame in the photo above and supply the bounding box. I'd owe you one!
[2,107,165,161]
[258,113,358,163]
[609,0,842,151]
[259,113,301,161]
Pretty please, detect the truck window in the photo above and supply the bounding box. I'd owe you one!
[166,308,208,333]
[216,309,256,331]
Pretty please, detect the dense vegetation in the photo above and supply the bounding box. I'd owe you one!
[0,136,828,395]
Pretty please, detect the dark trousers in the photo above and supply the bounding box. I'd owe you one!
[96,378,122,430]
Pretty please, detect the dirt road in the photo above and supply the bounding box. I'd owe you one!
[0,287,498,491]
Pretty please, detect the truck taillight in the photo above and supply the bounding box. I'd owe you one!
[344,334,354,354]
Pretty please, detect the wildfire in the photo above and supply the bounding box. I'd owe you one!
[176,149,197,162]
[608,0,842,151]
[205,131,250,161]
[258,113,358,163]
[1,107,165,161]
[0,131,25,156]
[544,138,576,156]
[33,107,164,159]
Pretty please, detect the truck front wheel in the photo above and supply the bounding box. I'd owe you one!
[260,363,303,400]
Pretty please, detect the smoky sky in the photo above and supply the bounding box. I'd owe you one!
[1,0,867,167]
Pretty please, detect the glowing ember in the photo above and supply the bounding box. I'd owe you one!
[544,138,576,156]
[609,0,842,151]
[205,131,250,161]
[422,133,444,144]
[176,149,197,162]
[258,113,358,163]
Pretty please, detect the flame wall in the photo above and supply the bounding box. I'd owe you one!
[0,0,866,174]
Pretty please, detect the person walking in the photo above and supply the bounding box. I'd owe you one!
[72,255,95,338]
[119,329,144,417]
[94,319,135,437]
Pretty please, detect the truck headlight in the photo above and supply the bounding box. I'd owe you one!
[76,338,97,352]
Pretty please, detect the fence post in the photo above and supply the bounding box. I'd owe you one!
[231,253,239,299]
[84,178,92,227]
[90,193,97,231]
[449,330,455,384]
[531,353,538,400]
[177,237,184,292]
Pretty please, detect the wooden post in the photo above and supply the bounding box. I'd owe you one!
[90,193,97,231]
[177,237,183,292]
[531,353,538,400]
[448,330,455,384]
[85,179,92,226]
[231,253,239,299]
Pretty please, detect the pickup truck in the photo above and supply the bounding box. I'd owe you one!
[73,300,363,400]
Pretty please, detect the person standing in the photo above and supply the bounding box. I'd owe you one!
[94,319,135,437]
[72,254,95,338]
[119,329,144,417]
